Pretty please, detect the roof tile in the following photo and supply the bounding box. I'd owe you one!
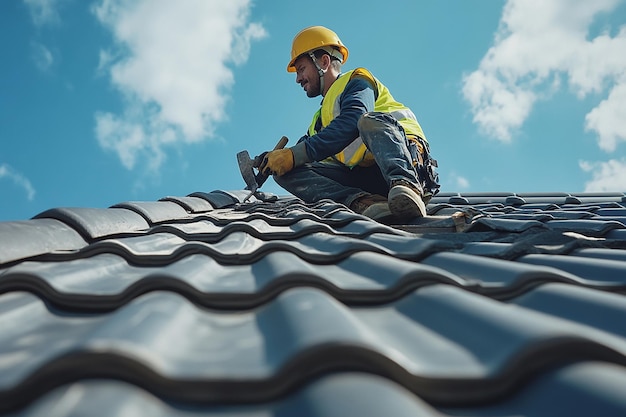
[112,201,192,224]
[34,207,149,241]
[0,219,86,264]
[1,191,626,415]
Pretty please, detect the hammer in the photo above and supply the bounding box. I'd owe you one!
[237,136,289,202]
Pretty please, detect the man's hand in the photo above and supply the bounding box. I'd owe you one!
[259,148,294,176]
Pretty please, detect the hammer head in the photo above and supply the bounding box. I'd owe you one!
[236,150,258,192]
[236,136,289,200]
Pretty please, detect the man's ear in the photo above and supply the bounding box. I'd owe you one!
[322,53,332,71]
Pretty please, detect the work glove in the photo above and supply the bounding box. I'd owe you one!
[259,148,294,176]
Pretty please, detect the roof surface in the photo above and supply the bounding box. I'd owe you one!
[1,190,626,416]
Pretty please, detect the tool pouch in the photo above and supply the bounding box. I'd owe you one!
[407,136,440,202]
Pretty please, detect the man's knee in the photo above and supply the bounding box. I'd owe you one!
[358,112,401,139]
[357,112,384,133]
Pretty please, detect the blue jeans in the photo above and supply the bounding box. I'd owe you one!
[275,112,426,207]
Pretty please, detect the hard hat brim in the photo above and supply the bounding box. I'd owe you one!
[286,45,348,72]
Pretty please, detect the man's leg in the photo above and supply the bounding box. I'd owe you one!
[274,161,393,220]
[358,112,427,218]
[275,160,388,205]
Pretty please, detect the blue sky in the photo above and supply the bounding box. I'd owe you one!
[2,0,626,221]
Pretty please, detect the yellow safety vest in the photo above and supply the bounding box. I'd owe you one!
[307,68,425,168]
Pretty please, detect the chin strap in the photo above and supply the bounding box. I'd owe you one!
[308,51,327,96]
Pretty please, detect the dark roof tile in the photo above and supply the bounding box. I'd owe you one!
[594,208,626,217]
[1,191,626,415]
[2,287,625,409]
[466,217,547,233]
[518,254,626,286]
[11,374,443,417]
[0,219,86,264]
[189,191,240,208]
[512,283,626,337]
[34,207,149,241]
[443,362,626,417]
[159,195,216,213]
[112,200,192,224]
[545,219,625,237]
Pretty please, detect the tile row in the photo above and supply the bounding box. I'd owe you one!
[2,250,625,312]
[9,362,626,417]
[1,286,625,412]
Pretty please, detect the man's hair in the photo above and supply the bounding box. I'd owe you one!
[312,48,343,71]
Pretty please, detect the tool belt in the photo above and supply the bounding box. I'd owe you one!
[407,135,440,201]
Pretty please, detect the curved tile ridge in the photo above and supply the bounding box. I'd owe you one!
[1,288,625,411]
[194,208,362,229]
[112,201,192,224]
[594,207,626,217]
[459,228,626,260]
[23,211,409,247]
[545,219,625,237]
[34,207,149,241]
[159,196,215,213]
[518,253,626,285]
[487,213,556,222]
[237,198,352,220]
[2,250,622,313]
[572,247,626,262]
[466,218,548,233]
[13,364,626,417]
[176,198,362,229]
[511,283,626,338]
[568,192,626,204]
[188,191,238,208]
[0,219,87,266]
[148,216,411,243]
[0,251,469,312]
[421,252,626,297]
[34,230,459,267]
[443,361,626,417]
[10,374,444,417]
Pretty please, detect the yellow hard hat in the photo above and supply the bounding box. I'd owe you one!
[287,26,349,72]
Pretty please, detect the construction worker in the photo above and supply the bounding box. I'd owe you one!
[260,26,439,222]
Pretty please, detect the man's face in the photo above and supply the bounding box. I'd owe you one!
[294,55,320,98]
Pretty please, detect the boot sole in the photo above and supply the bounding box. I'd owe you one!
[388,185,426,219]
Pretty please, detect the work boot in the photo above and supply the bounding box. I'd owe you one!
[388,180,427,219]
[349,194,393,221]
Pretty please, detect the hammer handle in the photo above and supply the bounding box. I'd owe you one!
[255,136,289,188]
[273,136,289,151]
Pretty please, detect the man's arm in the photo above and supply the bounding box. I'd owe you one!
[291,77,376,165]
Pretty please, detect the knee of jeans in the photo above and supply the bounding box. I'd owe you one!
[358,111,398,135]
[357,112,381,133]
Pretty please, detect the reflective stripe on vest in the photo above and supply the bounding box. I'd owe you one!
[307,68,425,168]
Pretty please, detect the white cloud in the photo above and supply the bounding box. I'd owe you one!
[580,159,626,191]
[463,0,626,147]
[585,82,626,152]
[0,164,36,201]
[23,0,65,26]
[92,0,266,172]
[94,110,148,170]
[31,41,54,72]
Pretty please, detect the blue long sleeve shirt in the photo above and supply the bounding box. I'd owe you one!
[291,75,376,165]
